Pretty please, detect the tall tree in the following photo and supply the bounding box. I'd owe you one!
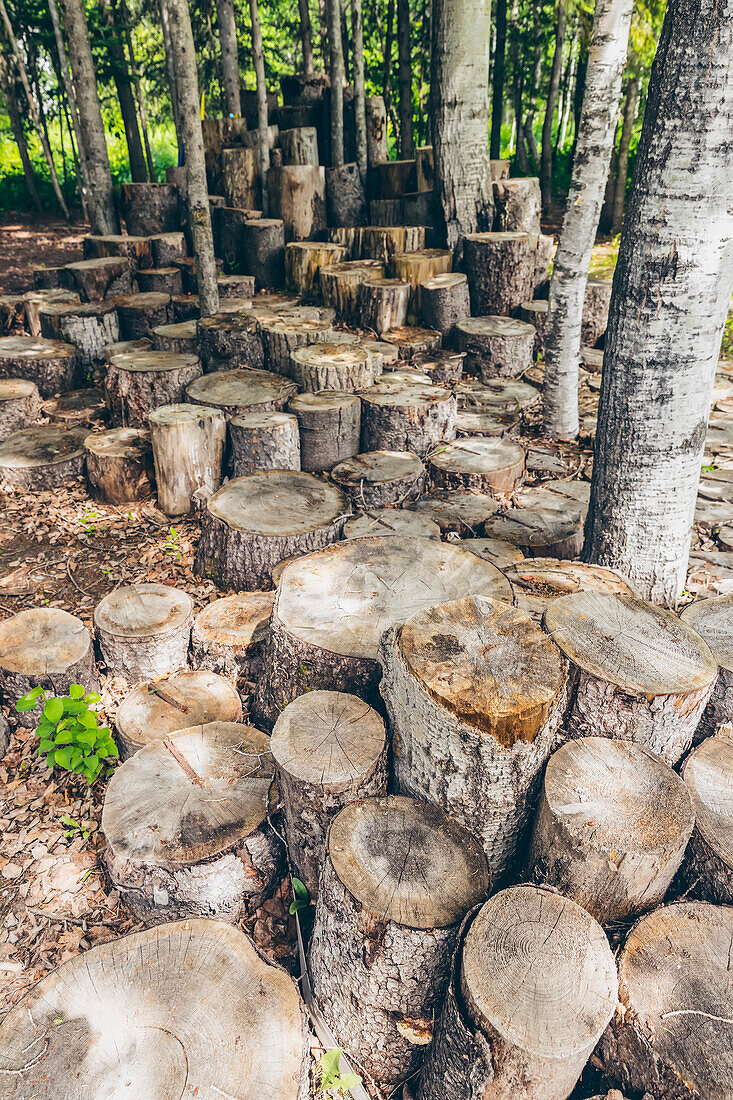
[48,0,90,215]
[164,0,219,314]
[542,0,633,441]
[249,0,269,213]
[510,0,529,173]
[396,0,413,157]
[216,0,241,116]
[101,0,148,181]
[297,0,315,76]
[540,0,567,213]
[585,0,733,604]
[611,72,638,233]
[60,0,119,232]
[382,0,396,134]
[326,0,345,165]
[0,49,41,211]
[490,0,508,159]
[119,0,157,180]
[431,0,493,251]
[351,0,367,181]
[159,0,182,152]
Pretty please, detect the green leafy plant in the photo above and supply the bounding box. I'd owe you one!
[61,814,92,841]
[289,876,310,915]
[16,685,118,784]
[318,1048,361,1097]
[164,526,182,560]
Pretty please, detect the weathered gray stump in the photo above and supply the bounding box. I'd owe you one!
[360,382,456,456]
[0,919,310,1097]
[528,736,694,923]
[103,721,283,923]
[268,164,327,241]
[290,343,379,393]
[418,885,618,1100]
[455,316,535,379]
[152,319,197,354]
[418,272,471,340]
[196,312,264,373]
[343,507,441,540]
[191,592,275,687]
[331,450,424,508]
[94,582,193,682]
[679,727,733,904]
[259,316,334,376]
[148,403,226,516]
[0,608,98,727]
[492,177,541,233]
[595,901,732,1100]
[325,163,367,226]
[63,256,132,301]
[321,260,385,322]
[137,267,183,296]
[381,325,442,360]
[381,596,567,880]
[280,126,319,165]
[115,292,171,339]
[222,146,261,209]
[105,350,203,427]
[240,218,286,288]
[253,537,513,730]
[0,425,87,490]
[308,796,490,1093]
[229,410,300,476]
[0,378,40,439]
[83,233,154,269]
[504,557,637,619]
[358,278,411,334]
[545,592,718,764]
[583,278,612,346]
[519,299,549,357]
[150,231,187,267]
[186,368,297,417]
[285,241,348,299]
[271,691,388,896]
[194,470,349,590]
[429,437,526,495]
[0,335,77,397]
[85,427,154,503]
[121,182,180,235]
[463,232,539,316]
[412,348,465,385]
[679,595,733,743]
[39,300,120,367]
[408,488,500,537]
[289,391,361,472]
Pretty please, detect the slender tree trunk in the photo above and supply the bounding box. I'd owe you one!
[59,0,119,231]
[340,0,350,83]
[510,0,529,174]
[326,0,345,166]
[216,0,241,116]
[164,0,219,314]
[351,0,367,181]
[0,50,41,211]
[119,0,157,180]
[540,0,566,213]
[490,0,507,159]
[159,0,182,153]
[319,0,329,72]
[585,0,733,604]
[382,0,396,136]
[611,74,638,234]
[542,0,633,442]
[101,0,148,181]
[60,93,87,218]
[48,0,91,216]
[522,0,543,171]
[396,0,414,157]
[249,0,270,213]
[431,0,493,252]
[298,0,315,76]
[555,22,576,152]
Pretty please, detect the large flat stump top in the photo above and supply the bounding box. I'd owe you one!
[0,426,88,470]
[95,582,193,639]
[0,607,90,677]
[206,470,349,536]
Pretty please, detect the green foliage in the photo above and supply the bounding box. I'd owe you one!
[318,1048,362,1097]
[163,526,182,559]
[16,684,119,784]
[60,814,92,840]
[289,875,310,915]
[721,316,733,364]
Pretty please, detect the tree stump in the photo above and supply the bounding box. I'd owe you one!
[493,177,541,233]
[308,795,489,1092]
[62,257,133,301]
[105,350,202,426]
[168,294,199,322]
[39,300,120,368]
[253,536,513,729]
[320,260,385,322]
[519,299,549,357]
[380,366,432,385]
[0,335,77,397]
[583,278,612,346]
[393,249,451,320]
[0,918,310,1097]
[380,325,443,360]
[32,266,65,289]
[85,427,154,504]
[419,885,618,1100]
[218,274,255,301]
[484,494,585,559]
[596,900,733,1100]
[381,596,567,879]
[456,376,540,412]
[358,277,411,334]
[173,257,200,294]
[545,592,718,764]
[222,146,261,209]
[196,312,265,373]
[331,450,425,508]
[679,727,733,904]
[0,378,40,440]
[150,231,187,267]
[359,225,426,263]
[115,292,171,339]
[186,367,297,417]
[284,241,348,300]
[460,536,525,569]
[343,507,441,540]
[411,348,465,385]
[240,218,286,288]
[455,408,517,435]
[407,487,498,535]
[104,337,152,359]
[103,721,283,923]
[268,164,326,241]
[137,267,183,296]
[195,470,349,590]
[360,382,456,456]
[679,595,733,743]
[270,691,388,895]
[259,316,334,376]
[280,126,319,165]
[504,557,637,619]
[325,163,368,227]
[94,582,193,682]
[0,425,87,490]
[463,232,539,316]
[148,403,226,515]
[229,410,301,476]
[288,391,361,471]
[121,181,180,235]
[0,608,97,727]
[152,319,198,353]
[429,437,526,495]
[83,233,154,270]
[361,337,399,366]
[455,316,535,379]
[191,592,275,687]
[375,159,417,197]
[290,342,378,393]
[528,736,694,923]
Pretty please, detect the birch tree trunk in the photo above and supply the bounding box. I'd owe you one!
[249,0,270,215]
[0,50,41,212]
[101,0,148,182]
[396,0,414,158]
[164,0,219,315]
[351,0,367,183]
[298,0,315,76]
[490,0,507,160]
[542,0,633,441]
[611,74,638,234]
[540,0,567,214]
[59,0,119,231]
[431,0,493,252]
[326,0,345,166]
[585,0,733,605]
[216,0,241,117]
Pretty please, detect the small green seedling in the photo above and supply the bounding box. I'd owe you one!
[60,814,91,841]
[164,526,182,559]
[318,1048,361,1097]
[16,685,119,784]
[289,876,310,915]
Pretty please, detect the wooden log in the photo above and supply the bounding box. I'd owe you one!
[0,425,87,490]
[360,382,456,456]
[456,376,540,412]
[320,259,385,321]
[288,391,361,471]
[412,349,465,384]
[148,403,226,516]
[678,726,733,904]
[194,470,349,589]
[39,300,119,368]
[408,489,500,537]
[172,257,200,294]
[528,736,694,923]
[217,274,255,300]
[381,325,442,359]
[375,159,417,198]
[331,450,424,508]
[149,231,187,267]
[369,198,403,226]
[455,316,535,379]
[252,536,513,729]
[402,190,437,227]
[284,240,348,299]
[289,342,378,393]
[463,231,539,316]
[0,378,40,440]
[535,231,555,294]
[358,277,411,334]
[120,181,180,235]
[676,596,733,745]
[583,278,612,346]
[429,436,526,494]
[168,294,200,322]
[415,145,434,192]
[137,267,183,296]
[365,95,388,165]
[325,162,367,227]
[191,591,275,686]
[104,336,151,359]
[460,536,525,569]
[103,721,283,922]
[240,218,286,288]
[392,249,452,318]
[492,177,541,233]
[504,557,637,619]
[63,256,133,301]
[32,266,66,289]
[115,292,171,339]
[268,164,326,241]
[229,410,301,476]
[485,501,585,559]
[0,335,77,397]
[0,607,98,727]
[360,225,425,263]
[455,407,517,435]
[343,507,441,540]
[419,885,618,1100]
[382,596,566,879]
[85,427,154,504]
[83,233,154,269]
[519,299,549,358]
[196,312,265,372]
[545,591,719,764]
[94,582,193,682]
[259,316,335,376]
[595,901,732,1100]
[221,146,261,209]
[105,349,202,427]
[418,272,471,339]
[186,367,297,417]
[279,125,319,165]
[308,795,489,1092]
[152,318,198,353]
[271,691,388,895]
[360,337,399,367]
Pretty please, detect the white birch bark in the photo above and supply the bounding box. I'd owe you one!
[216,0,241,117]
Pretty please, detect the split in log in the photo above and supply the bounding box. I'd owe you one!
[381,325,442,359]
[290,342,379,393]
[325,163,367,227]
[285,241,348,299]
[150,231,187,267]
[94,582,193,682]
[360,382,456,456]
[463,231,539,316]
[518,299,549,358]
[679,727,733,904]
[259,316,334,376]
[280,126,319,165]
[148,403,226,516]
[114,292,171,339]
[455,376,541,412]
[83,233,154,270]
[429,437,526,495]
[105,349,202,427]
[583,278,612,347]
[152,319,198,353]
[455,316,535,379]
[240,219,286,288]
[288,391,361,471]
[268,164,327,242]
[343,507,441,540]
[505,557,637,619]
[320,260,385,322]
[0,425,87,490]
[39,300,120,368]
[492,177,541,233]
[407,488,500,536]
[137,267,183,296]
[186,368,297,417]
[120,181,180,235]
[63,256,132,301]
[412,349,465,385]
[222,146,261,209]
[358,277,411,334]
[85,427,154,504]
[331,450,424,507]
[230,410,301,476]
[196,312,264,373]
[191,591,275,687]
[0,335,77,397]
[0,378,40,440]
[679,595,733,743]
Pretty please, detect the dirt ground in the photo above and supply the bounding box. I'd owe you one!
[0,215,89,294]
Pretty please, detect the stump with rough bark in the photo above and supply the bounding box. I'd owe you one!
[679,595,733,743]
[429,437,526,495]
[419,885,618,1100]
[222,146,261,209]
[290,342,379,393]
[186,367,297,418]
[196,312,264,372]
[0,379,40,439]
[152,319,197,353]
[412,348,465,385]
[240,218,286,288]
[492,177,541,233]
[0,425,87,490]
[456,376,540,412]
[121,182,180,235]
[63,257,132,301]
[320,260,385,321]
[105,350,202,427]
[288,391,361,471]
[284,241,348,300]
[85,427,154,504]
[195,470,349,590]
[504,557,637,619]
[343,507,441,540]
[455,316,535,379]
[137,267,183,296]
[382,596,567,880]
[148,403,226,516]
[94,582,193,683]
[168,294,199,322]
[218,274,255,302]
[545,591,718,764]
[268,165,326,241]
[191,591,275,687]
[331,450,424,508]
[358,277,411,334]
[83,233,154,269]
[679,727,733,904]
[326,163,368,227]
[360,382,455,456]
[484,496,585,559]
[583,278,612,346]
[0,335,77,397]
[463,232,539,316]
[39,300,119,367]
[115,292,171,339]
[418,272,471,339]
[519,299,549,357]
[349,225,426,263]
[381,325,442,360]
[280,126,319,165]
[150,231,187,267]
[229,410,301,476]
[259,316,334,376]
[308,795,490,1092]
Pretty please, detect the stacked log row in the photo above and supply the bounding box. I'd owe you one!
[259,316,334,376]
[39,301,119,367]
[360,382,456,455]
[418,272,471,339]
[455,316,535,379]
[320,259,385,321]
[290,342,379,392]
[331,450,425,507]
[196,312,265,372]
[284,241,348,299]
[121,182,180,235]
[62,257,132,301]
[358,278,411,334]
[679,595,733,742]
[679,727,733,903]
[83,233,154,270]
[0,335,77,396]
[186,368,297,417]
[0,425,88,489]
[0,379,41,440]
[85,427,154,504]
[428,437,526,494]
[191,591,275,686]
[105,350,203,427]
[463,232,539,316]
[288,391,362,471]
[94,582,193,682]
[148,403,226,516]
[115,293,171,339]
[229,410,301,475]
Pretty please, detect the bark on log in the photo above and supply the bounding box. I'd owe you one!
[374,159,416,198]
[325,162,367,227]
[485,502,585,559]
[463,231,539,316]
[408,488,499,536]
[148,403,226,515]
[259,317,335,376]
[83,233,154,270]
[150,230,187,267]
[679,727,733,904]
[105,349,202,426]
[115,292,171,339]
[492,177,541,233]
[504,557,637,620]
[545,591,718,764]
[137,267,183,296]
[429,436,526,494]
[369,199,403,227]
[217,274,255,300]
[343,507,441,540]
[168,294,199,322]
[41,387,106,428]
[582,277,612,347]
[679,595,733,744]
[365,95,388,166]
[229,410,301,476]
[152,319,197,353]
[94,582,193,682]
[0,289,80,338]
[191,591,275,686]
[222,146,261,210]
[32,267,65,289]
[63,257,132,302]
[0,425,87,490]
[280,126,319,166]
[284,241,348,299]
[290,343,379,393]
[320,260,385,321]
[186,368,297,420]
[358,278,411,334]
[0,335,78,397]
[288,391,361,471]
[360,382,456,455]
[418,272,470,339]
[120,181,180,235]
[240,218,286,288]
[308,795,489,1091]
[519,299,549,358]
[381,325,442,359]
[359,225,425,263]
[455,316,535,379]
[392,249,452,318]
[411,349,464,385]
[331,450,424,508]
[39,300,120,367]
[196,312,265,372]
[0,378,41,440]
[535,231,554,294]
[268,165,327,241]
[85,427,154,503]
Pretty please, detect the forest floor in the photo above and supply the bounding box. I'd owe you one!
[0,214,89,293]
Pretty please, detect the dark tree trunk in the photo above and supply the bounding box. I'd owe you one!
[249,0,270,214]
[490,0,507,159]
[351,0,367,181]
[540,0,567,214]
[326,0,345,165]
[101,0,148,182]
[298,0,315,76]
[611,74,639,234]
[0,51,41,211]
[383,0,396,137]
[396,0,414,157]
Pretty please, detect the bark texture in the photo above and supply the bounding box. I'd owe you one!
[94,582,193,682]
[216,0,241,117]
[148,403,226,515]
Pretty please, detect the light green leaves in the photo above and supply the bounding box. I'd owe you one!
[17,685,119,784]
